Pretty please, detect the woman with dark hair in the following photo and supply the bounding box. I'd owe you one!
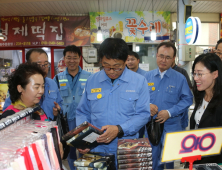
[190,53,222,163]
[0,63,46,120]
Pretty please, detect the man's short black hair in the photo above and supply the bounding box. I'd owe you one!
[26,48,48,62]
[63,45,81,57]
[215,39,222,49]
[99,38,129,62]
[157,42,177,57]
[128,51,139,59]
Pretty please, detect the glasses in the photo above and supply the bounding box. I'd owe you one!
[157,54,173,61]
[213,49,222,57]
[103,66,123,72]
[36,62,50,68]
[191,72,211,78]
[216,52,222,57]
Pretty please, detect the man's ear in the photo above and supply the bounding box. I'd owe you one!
[17,85,23,93]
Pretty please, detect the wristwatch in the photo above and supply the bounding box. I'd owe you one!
[116,125,124,138]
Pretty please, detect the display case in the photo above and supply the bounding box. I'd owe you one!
[132,43,159,71]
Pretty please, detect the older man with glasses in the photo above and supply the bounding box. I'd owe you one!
[214,39,222,60]
[145,42,193,170]
[3,48,63,121]
[75,38,150,167]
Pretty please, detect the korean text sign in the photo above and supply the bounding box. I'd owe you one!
[161,127,222,162]
[0,15,90,47]
[90,11,170,43]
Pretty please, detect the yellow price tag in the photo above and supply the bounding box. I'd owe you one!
[97,94,102,99]
[91,88,101,93]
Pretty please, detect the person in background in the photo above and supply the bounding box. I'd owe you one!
[171,60,192,130]
[126,51,147,138]
[214,39,222,60]
[0,63,45,120]
[190,53,222,163]
[3,48,63,121]
[145,42,193,170]
[76,38,150,166]
[53,45,91,170]
[126,51,147,76]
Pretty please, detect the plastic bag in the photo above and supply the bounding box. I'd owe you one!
[146,116,164,146]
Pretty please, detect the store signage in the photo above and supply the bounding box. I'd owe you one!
[90,11,170,43]
[161,127,222,162]
[185,16,201,44]
[0,15,90,47]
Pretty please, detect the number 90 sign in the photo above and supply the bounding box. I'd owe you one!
[161,128,222,162]
[179,133,216,154]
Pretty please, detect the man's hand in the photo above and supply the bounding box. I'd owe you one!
[53,101,61,116]
[77,148,90,155]
[155,110,170,123]
[97,125,118,144]
[150,104,158,116]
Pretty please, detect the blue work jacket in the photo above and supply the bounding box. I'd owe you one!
[145,67,193,132]
[76,67,150,155]
[3,77,63,120]
[136,67,147,76]
[54,66,91,121]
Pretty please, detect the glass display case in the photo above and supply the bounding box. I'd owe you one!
[0,50,22,111]
[132,43,159,71]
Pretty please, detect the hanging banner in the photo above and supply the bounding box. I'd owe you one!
[90,11,170,43]
[0,15,90,47]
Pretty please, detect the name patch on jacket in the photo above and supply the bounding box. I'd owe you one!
[91,88,101,93]
[60,83,66,86]
[148,83,154,86]
[126,90,135,92]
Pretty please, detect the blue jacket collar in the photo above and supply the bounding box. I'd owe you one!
[65,66,82,76]
[44,77,49,85]
[154,67,173,78]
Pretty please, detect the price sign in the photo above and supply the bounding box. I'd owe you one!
[161,127,222,162]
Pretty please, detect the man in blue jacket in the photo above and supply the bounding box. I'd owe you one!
[53,45,91,170]
[126,51,147,76]
[126,50,147,138]
[145,42,193,170]
[76,38,150,166]
[3,48,63,120]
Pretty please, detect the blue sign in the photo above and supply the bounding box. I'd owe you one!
[185,17,201,44]
[185,18,193,44]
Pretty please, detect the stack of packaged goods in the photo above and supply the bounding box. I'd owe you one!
[117,138,153,170]
[62,121,103,149]
[74,152,116,170]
